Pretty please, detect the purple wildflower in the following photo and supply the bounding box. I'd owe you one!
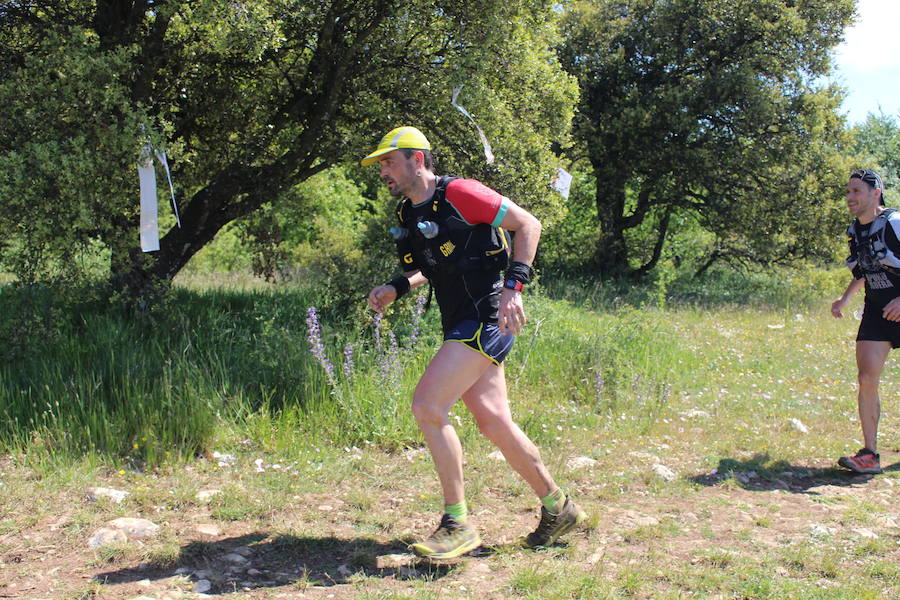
[306,307,337,388]
[342,344,355,382]
[377,329,399,388]
[373,312,384,353]
[593,368,605,404]
[408,292,427,349]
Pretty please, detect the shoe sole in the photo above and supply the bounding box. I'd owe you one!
[409,535,481,560]
[838,458,882,474]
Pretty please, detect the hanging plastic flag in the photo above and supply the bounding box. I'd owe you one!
[138,144,160,252]
[153,149,181,228]
[552,167,573,199]
[137,139,180,253]
[451,86,494,164]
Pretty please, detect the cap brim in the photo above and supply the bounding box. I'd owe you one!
[361,147,399,167]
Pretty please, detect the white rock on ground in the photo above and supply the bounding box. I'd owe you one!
[196,524,221,536]
[566,456,598,470]
[85,487,130,503]
[789,418,809,433]
[651,464,678,482]
[88,527,128,548]
[223,553,248,564]
[108,517,160,539]
[376,553,414,569]
[88,517,160,548]
[195,490,222,503]
[680,409,711,419]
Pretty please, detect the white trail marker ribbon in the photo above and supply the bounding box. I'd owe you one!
[552,167,573,199]
[451,87,494,164]
[137,142,180,253]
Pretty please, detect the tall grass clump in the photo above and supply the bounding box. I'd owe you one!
[0,263,855,466]
[511,294,697,438]
[297,293,434,450]
[0,282,328,464]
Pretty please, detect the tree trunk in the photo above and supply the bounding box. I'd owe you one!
[594,172,631,277]
[633,206,672,278]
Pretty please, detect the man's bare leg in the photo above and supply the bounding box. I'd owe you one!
[461,362,555,498]
[461,355,586,547]
[411,342,493,506]
[855,340,890,452]
[839,340,889,474]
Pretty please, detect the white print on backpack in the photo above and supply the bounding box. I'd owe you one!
[866,271,894,290]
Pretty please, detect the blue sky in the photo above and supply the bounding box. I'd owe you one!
[831,0,900,124]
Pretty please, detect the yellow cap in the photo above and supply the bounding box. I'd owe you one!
[361,126,430,166]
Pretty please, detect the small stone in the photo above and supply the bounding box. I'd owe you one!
[852,528,878,539]
[681,409,711,418]
[196,524,221,536]
[192,579,212,593]
[195,490,222,503]
[809,525,835,538]
[487,450,505,461]
[223,553,248,564]
[108,517,160,539]
[86,487,130,503]
[337,564,353,577]
[651,464,677,482]
[232,546,253,556]
[735,471,757,484]
[247,568,261,576]
[617,509,659,527]
[88,527,127,548]
[627,451,658,461]
[317,505,334,511]
[567,456,598,470]
[876,516,897,527]
[376,553,413,569]
[789,418,809,434]
[398,565,418,577]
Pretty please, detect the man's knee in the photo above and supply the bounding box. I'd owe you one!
[411,394,447,427]
[857,369,881,388]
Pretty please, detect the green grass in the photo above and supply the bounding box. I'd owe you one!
[0,268,897,600]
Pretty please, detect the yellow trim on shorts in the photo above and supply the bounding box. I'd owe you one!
[447,323,500,366]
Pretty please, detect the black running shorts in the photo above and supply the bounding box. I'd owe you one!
[444,319,514,365]
[857,302,900,348]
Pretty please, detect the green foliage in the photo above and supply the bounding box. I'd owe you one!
[559,0,856,275]
[0,27,148,284]
[0,1,577,302]
[852,112,900,193]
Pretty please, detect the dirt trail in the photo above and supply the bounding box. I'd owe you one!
[1,452,897,599]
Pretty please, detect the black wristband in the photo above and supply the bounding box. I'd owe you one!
[387,275,410,299]
[505,261,533,285]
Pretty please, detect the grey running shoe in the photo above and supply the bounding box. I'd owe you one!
[524,497,587,548]
[409,514,481,560]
